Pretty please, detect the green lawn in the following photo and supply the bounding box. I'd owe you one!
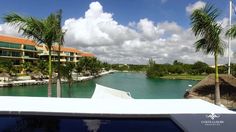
[160,74,206,81]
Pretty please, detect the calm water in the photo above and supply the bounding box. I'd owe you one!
[0,72,198,99]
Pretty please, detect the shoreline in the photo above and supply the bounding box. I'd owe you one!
[0,70,114,88]
[113,71,205,81]
[159,75,206,81]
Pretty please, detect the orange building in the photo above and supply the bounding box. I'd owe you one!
[0,35,94,65]
[0,35,38,65]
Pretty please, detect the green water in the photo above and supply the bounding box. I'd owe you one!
[0,72,198,99]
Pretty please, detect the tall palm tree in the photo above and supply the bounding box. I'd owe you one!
[190,4,225,105]
[55,9,65,98]
[4,12,63,97]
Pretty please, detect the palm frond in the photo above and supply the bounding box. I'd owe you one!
[226,25,236,38]
[191,3,224,56]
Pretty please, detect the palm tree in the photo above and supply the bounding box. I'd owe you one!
[4,12,63,97]
[55,9,65,98]
[0,60,15,75]
[190,4,225,105]
[22,62,32,74]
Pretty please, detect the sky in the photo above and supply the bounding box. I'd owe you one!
[0,0,235,65]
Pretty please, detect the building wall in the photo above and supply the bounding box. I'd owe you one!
[0,41,38,65]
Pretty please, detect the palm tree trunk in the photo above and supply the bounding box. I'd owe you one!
[48,48,52,97]
[56,44,62,97]
[214,53,221,105]
[68,80,72,97]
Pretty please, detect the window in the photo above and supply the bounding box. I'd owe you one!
[0,42,21,49]
[0,50,9,56]
[24,45,36,51]
[12,51,21,57]
[65,52,70,56]
[25,52,35,58]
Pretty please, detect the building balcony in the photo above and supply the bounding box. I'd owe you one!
[52,59,67,62]
[0,55,22,59]
[23,56,38,60]
[0,47,22,51]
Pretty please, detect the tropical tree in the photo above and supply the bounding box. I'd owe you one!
[61,62,75,97]
[4,11,64,97]
[190,4,225,105]
[34,60,48,75]
[0,60,15,75]
[21,62,32,74]
[192,61,209,75]
[90,57,102,75]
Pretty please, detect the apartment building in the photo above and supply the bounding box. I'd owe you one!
[0,35,94,65]
[0,35,38,65]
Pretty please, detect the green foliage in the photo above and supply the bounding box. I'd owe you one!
[111,64,147,72]
[145,59,226,78]
[102,62,111,71]
[35,60,48,75]
[61,62,75,82]
[76,57,103,76]
[147,64,167,78]
[0,59,16,75]
[21,62,33,74]
[231,64,236,77]
[191,4,225,56]
[61,62,75,97]
[192,61,209,74]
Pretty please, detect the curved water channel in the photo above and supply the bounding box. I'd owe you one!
[0,72,198,99]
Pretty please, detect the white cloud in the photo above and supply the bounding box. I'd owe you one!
[63,1,138,47]
[186,1,206,14]
[0,23,21,37]
[0,1,235,65]
[137,18,162,40]
[62,1,235,65]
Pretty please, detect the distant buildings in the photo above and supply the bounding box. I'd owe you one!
[209,64,225,68]
[0,35,94,65]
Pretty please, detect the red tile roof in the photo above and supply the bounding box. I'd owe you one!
[0,35,36,46]
[52,45,81,53]
[80,52,95,57]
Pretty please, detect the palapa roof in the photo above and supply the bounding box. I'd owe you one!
[185,74,236,108]
[0,72,11,77]
[189,74,236,94]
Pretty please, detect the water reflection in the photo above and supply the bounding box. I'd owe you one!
[84,119,101,132]
[0,116,183,132]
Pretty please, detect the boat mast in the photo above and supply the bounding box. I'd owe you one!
[228,0,232,75]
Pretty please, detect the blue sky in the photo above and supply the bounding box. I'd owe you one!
[0,0,235,64]
[0,0,231,28]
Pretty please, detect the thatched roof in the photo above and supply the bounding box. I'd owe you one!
[0,73,11,78]
[30,71,44,79]
[184,74,236,108]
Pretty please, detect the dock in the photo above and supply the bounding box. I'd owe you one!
[0,80,48,87]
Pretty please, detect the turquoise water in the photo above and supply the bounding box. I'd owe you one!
[0,72,198,99]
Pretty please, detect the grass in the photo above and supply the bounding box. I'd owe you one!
[160,74,206,81]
